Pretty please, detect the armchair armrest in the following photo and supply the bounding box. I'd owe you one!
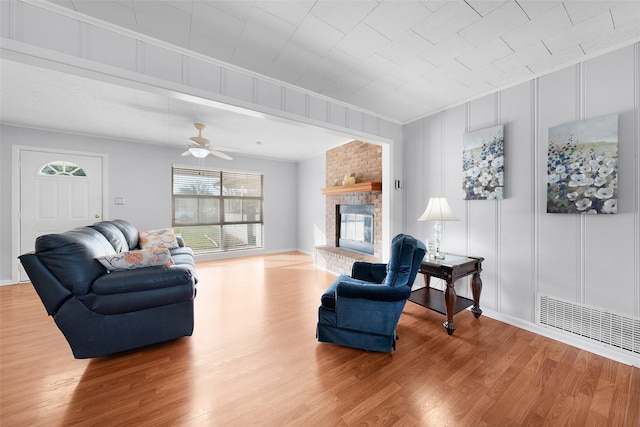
[351,262,387,283]
[334,280,410,335]
[92,266,195,295]
[336,279,411,302]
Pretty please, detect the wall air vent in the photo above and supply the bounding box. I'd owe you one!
[539,294,640,356]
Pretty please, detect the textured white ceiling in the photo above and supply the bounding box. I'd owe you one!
[2,1,640,161]
[48,0,640,122]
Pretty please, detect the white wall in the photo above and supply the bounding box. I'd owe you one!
[297,154,326,255]
[403,43,640,361]
[0,125,300,280]
[0,124,9,280]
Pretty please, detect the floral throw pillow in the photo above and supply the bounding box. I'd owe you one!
[138,228,180,250]
[97,249,174,271]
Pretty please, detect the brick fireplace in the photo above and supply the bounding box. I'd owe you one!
[315,140,383,275]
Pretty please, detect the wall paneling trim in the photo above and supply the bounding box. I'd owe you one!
[403,43,640,365]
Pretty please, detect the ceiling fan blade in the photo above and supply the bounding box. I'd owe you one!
[181,150,192,156]
[209,149,233,160]
[190,136,209,145]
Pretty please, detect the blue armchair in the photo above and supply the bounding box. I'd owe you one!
[316,234,426,352]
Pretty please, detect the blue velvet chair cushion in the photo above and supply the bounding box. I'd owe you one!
[336,279,411,301]
[382,234,426,287]
[351,262,387,283]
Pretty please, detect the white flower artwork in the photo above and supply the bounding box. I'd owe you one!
[547,114,618,214]
[462,125,504,200]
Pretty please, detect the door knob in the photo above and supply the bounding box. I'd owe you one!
[95,214,100,218]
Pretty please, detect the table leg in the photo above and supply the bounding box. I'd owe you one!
[423,274,431,288]
[471,272,483,319]
[443,280,456,335]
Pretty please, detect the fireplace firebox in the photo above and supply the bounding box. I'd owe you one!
[337,204,374,255]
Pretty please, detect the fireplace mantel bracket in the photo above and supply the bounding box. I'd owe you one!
[321,182,382,195]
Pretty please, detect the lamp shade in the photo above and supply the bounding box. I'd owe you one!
[418,197,459,221]
[189,147,210,158]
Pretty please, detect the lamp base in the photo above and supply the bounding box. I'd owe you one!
[429,252,446,260]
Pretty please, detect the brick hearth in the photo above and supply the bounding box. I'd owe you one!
[314,246,380,276]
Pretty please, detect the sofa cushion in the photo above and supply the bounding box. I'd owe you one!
[111,219,139,249]
[90,221,129,252]
[170,246,194,264]
[79,282,195,314]
[35,227,116,295]
[139,228,180,251]
[96,249,174,271]
[91,265,194,295]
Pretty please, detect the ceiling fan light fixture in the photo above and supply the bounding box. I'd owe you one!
[189,147,209,158]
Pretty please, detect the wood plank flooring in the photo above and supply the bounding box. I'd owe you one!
[1,252,639,426]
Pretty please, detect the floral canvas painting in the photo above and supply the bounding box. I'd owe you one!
[547,114,618,214]
[462,125,504,200]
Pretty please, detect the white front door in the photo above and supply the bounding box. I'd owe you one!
[19,149,103,281]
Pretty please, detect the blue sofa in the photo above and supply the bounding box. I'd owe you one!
[317,234,426,352]
[19,219,197,358]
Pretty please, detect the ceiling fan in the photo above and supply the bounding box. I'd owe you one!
[181,123,233,160]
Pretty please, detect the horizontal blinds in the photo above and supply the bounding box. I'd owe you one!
[173,168,221,196]
[172,167,263,253]
[222,171,262,196]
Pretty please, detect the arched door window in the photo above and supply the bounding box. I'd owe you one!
[38,160,87,177]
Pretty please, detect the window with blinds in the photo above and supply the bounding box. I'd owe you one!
[172,167,263,253]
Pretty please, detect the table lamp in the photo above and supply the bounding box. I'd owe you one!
[418,197,458,260]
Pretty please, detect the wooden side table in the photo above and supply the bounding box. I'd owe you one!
[408,254,484,335]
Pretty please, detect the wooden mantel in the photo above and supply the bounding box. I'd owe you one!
[321,182,382,195]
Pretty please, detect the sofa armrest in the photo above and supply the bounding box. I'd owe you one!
[336,279,410,302]
[92,266,195,295]
[351,262,387,283]
[19,253,72,315]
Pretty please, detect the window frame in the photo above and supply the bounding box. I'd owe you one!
[171,166,264,253]
[39,160,87,177]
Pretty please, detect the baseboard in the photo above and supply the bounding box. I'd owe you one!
[480,308,640,367]
[296,248,314,257]
[0,279,21,287]
[193,248,302,263]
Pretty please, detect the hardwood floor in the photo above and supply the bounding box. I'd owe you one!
[1,252,639,426]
